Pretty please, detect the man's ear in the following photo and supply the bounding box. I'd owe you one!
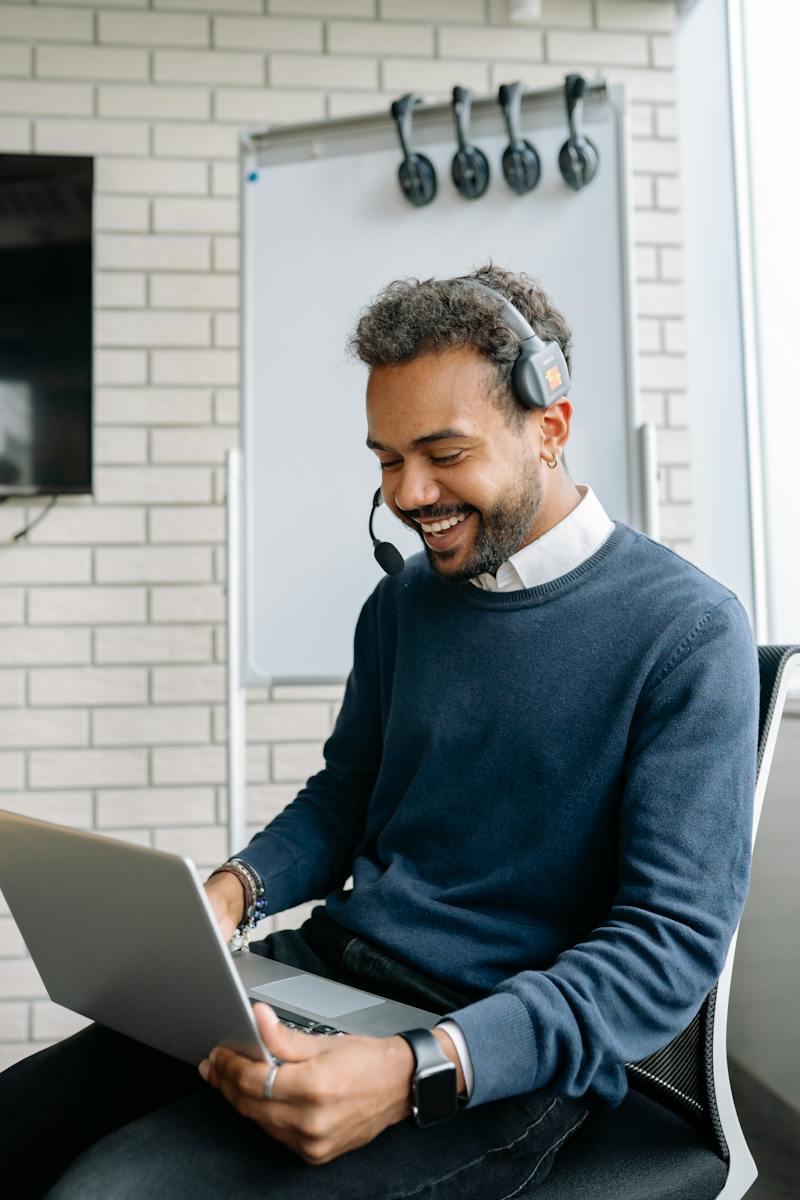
[539,399,572,455]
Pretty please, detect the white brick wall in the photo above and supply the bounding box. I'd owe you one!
[93,706,210,746]
[0,0,688,1062]
[36,46,150,82]
[28,667,148,707]
[0,672,25,708]
[96,786,215,827]
[150,584,225,622]
[213,15,322,52]
[95,387,212,424]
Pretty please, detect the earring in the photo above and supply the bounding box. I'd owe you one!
[543,452,559,470]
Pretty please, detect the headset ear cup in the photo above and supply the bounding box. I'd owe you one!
[512,349,544,410]
[558,135,599,191]
[501,140,540,194]
[581,136,599,186]
[451,146,490,199]
[398,153,437,207]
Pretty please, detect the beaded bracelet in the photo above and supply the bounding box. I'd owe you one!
[229,858,269,951]
[209,859,268,952]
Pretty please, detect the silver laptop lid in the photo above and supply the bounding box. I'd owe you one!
[0,809,271,1068]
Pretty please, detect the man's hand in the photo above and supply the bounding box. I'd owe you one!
[203,872,246,944]
[199,1003,423,1165]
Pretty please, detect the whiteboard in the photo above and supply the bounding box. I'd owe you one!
[241,84,641,684]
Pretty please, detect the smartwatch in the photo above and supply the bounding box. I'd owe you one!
[398,1028,459,1127]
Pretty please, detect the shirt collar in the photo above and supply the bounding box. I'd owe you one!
[471,486,614,593]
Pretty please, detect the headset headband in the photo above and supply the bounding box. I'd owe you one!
[451,277,546,351]
[444,276,571,410]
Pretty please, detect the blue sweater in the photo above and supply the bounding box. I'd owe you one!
[237,524,759,1109]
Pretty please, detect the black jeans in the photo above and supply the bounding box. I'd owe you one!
[0,913,588,1199]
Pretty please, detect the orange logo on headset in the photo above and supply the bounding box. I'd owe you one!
[545,366,562,391]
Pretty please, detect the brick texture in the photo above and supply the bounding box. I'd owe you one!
[0,0,688,1061]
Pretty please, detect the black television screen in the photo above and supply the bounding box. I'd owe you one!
[0,154,93,496]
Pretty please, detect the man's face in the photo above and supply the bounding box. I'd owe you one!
[366,345,545,584]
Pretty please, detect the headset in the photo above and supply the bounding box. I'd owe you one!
[459,279,571,411]
[450,87,491,201]
[391,94,437,209]
[558,75,599,193]
[498,82,541,196]
[368,279,572,575]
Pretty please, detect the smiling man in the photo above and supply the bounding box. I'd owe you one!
[1,266,759,1199]
[365,342,578,584]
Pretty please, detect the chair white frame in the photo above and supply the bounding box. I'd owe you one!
[711,649,800,1198]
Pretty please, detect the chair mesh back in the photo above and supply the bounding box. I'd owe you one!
[627,993,720,1150]
[625,645,800,1161]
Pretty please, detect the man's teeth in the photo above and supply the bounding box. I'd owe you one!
[420,513,468,534]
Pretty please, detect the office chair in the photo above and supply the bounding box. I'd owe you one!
[534,645,800,1200]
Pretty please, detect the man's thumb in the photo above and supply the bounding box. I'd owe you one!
[254,1001,280,1028]
[254,1002,327,1059]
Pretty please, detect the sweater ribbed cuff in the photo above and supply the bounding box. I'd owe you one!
[446,992,538,1109]
[232,835,304,915]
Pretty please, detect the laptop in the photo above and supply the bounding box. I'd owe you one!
[0,809,439,1067]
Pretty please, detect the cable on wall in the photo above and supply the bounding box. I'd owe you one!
[6,495,58,543]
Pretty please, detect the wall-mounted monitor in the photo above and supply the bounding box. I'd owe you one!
[0,153,93,496]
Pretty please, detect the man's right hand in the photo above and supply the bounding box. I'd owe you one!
[204,871,247,945]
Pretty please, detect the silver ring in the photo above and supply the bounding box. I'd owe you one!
[263,1063,280,1101]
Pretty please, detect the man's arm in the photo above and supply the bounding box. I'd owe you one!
[447,597,759,1109]
[210,593,384,920]
[204,870,247,943]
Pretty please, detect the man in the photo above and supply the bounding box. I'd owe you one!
[0,266,758,1198]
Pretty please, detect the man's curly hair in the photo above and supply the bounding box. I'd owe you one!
[349,263,573,429]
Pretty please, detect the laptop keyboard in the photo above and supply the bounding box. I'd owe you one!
[280,1018,347,1036]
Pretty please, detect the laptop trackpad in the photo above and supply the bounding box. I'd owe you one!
[250,975,386,1018]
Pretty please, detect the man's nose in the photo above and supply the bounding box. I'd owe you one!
[392,463,441,514]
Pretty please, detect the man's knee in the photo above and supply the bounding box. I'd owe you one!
[46,1146,136,1200]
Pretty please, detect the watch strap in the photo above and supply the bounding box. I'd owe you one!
[398,1028,451,1072]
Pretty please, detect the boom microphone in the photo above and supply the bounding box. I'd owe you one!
[369,487,405,575]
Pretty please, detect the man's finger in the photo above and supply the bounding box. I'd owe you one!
[199,1005,331,1094]
[202,1043,325,1106]
[203,1046,269,1100]
[254,1003,332,1063]
[203,1049,340,1152]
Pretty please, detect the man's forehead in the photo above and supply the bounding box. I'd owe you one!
[365,348,497,446]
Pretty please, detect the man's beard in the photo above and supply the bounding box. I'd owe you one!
[421,457,543,586]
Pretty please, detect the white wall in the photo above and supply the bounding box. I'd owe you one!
[0,0,685,1068]
[673,0,800,1114]
[722,0,800,1115]
[674,0,754,618]
[739,0,800,645]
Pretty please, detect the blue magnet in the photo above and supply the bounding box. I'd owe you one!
[247,170,259,183]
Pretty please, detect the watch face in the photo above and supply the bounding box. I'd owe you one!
[416,1062,458,1126]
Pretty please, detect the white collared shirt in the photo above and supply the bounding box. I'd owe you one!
[471,485,614,592]
[438,484,614,1098]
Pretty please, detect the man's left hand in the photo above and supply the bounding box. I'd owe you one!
[199,1002,420,1165]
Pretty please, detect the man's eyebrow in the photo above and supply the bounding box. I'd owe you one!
[366,428,470,452]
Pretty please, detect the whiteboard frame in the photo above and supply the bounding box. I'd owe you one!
[238,81,649,689]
